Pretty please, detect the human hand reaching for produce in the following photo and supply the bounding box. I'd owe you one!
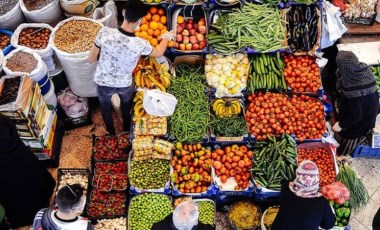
[161,30,176,41]
[332,122,342,132]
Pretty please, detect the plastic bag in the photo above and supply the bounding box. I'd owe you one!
[0,1,26,31]
[143,89,178,116]
[58,88,89,118]
[321,2,347,49]
[321,181,350,204]
[92,0,118,28]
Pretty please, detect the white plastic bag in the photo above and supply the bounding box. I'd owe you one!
[0,2,26,31]
[321,2,347,49]
[143,89,178,116]
[0,52,3,73]
[92,0,118,28]
[11,23,55,71]
[49,17,103,97]
[58,88,89,118]
[2,47,48,83]
[19,0,64,27]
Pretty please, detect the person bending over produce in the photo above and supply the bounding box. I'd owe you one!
[272,160,336,230]
[33,184,93,230]
[88,0,175,136]
[332,51,379,155]
[151,200,215,230]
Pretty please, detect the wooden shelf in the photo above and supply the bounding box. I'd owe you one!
[344,22,380,35]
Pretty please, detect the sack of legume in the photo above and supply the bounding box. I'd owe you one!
[20,0,64,27]
[2,47,47,82]
[11,23,56,72]
[0,1,26,31]
[49,17,103,97]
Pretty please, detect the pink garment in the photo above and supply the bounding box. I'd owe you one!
[289,160,322,198]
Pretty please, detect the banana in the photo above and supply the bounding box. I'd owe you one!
[150,57,160,72]
[147,73,166,92]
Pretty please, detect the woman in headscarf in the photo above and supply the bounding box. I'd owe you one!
[333,51,379,155]
[272,160,336,230]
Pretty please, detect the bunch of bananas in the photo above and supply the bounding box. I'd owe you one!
[133,91,146,119]
[134,57,171,92]
[212,99,242,118]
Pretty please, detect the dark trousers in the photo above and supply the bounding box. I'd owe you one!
[97,85,134,135]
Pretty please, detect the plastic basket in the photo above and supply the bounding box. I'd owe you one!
[92,135,130,162]
[194,198,217,226]
[0,29,13,55]
[353,145,380,159]
[261,206,280,230]
[57,168,90,191]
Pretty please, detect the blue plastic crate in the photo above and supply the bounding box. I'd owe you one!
[0,29,14,56]
[172,184,216,198]
[353,145,380,159]
[129,184,171,195]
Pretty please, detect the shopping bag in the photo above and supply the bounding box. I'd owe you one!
[143,89,178,116]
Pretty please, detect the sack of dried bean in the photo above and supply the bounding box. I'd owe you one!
[20,0,64,27]
[0,75,34,112]
[50,17,103,98]
[60,0,99,16]
[0,1,26,31]
[2,48,48,83]
[11,23,55,72]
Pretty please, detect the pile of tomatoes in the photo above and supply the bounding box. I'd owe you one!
[211,145,253,190]
[297,147,336,186]
[283,54,321,93]
[246,92,326,141]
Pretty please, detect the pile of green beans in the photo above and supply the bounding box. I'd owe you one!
[210,113,247,137]
[168,65,210,143]
[208,3,287,53]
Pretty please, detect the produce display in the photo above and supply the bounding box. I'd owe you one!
[133,91,146,118]
[297,147,336,186]
[134,57,171,91]
[330,200,351,227]
[175,16,207,51]
[262,206,279,229]
[210,113,247,138]
[171,143,212,193]
[321,181,350,204]
[153,139,173,160]
[128,193,173,230]
[228,201,261,230]
[208,3,286,54]
[337,161,369,212]
[211,98,242,118]
[93,136,129,161]
[18,27,51,50]
[205,53,249,97]
[5,51,37,73]
[286,5,320,53]
[24,0,54,11]
[54,20,101,53]
[136,7,173,48]
[87,190,126,218]
[212,145,253,190]
[129,158,170,189]
[343,0,376,21]
[134,115,167,136]
[371,65,380,93]
[251,134,297,190]
[283,54,321,93]
[248,52,286,91]
[58,171,88,190]
[132,136,154,160]
[0,77,21,105]
[118,133,131,149]
[90,190,126,204]
[94,217,127,230]
[168,65,209,143]
[246,92,326,141]
[0,0,17,16]
[0,34,10,50]
[94,162,128,175]
[197,200,215,225]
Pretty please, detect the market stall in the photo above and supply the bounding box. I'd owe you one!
[1,0,379,229]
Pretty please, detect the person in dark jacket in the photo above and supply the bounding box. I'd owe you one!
[272,160,336,230]
[0,115,55,228]
[33,184,93,230]
[151,200,215,230]
[373,207,380,230]
[332,51,380,155]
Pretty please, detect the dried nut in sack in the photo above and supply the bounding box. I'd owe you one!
[6,51,38,73]
[0,34,11,50]
[19,27,51,50]
[23,0,54,11]
[58,173,88,190]
[54,20,101,53]
[0,0,18,16]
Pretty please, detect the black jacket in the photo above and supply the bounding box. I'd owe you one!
[338,92,379,139]
[0,115,56,228]
[272,183,336,230]
[151,214,215,230]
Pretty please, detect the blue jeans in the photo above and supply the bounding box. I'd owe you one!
[97,85,134,135]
